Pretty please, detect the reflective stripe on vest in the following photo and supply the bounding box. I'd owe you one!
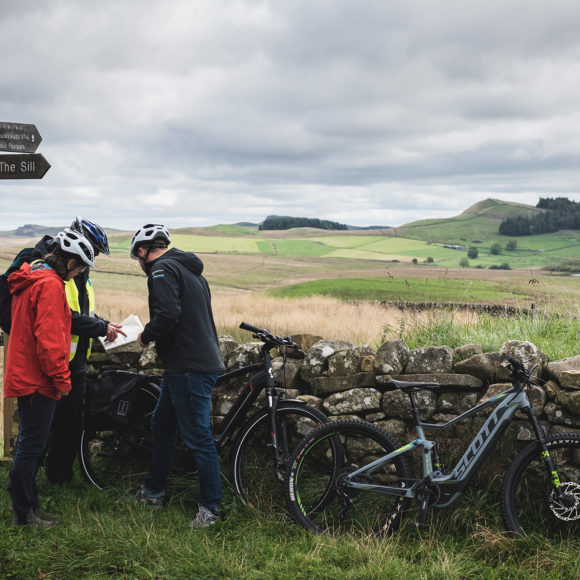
[65,278,96,361]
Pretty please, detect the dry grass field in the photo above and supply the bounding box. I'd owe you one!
[89,267,480,347]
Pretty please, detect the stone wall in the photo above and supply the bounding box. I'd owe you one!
[88,335,580,461]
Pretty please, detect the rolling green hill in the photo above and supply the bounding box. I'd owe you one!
[95,198,580,271]
[3,199,579,273]
[393,198,546,244]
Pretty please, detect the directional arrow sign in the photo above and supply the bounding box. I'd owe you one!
[0,154,51,179]
[0,122,42,153]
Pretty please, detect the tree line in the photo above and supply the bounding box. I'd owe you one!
[499,197,580,236]
[259,216,348,231]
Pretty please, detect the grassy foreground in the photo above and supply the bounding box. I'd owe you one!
[1,464,579,579]
[2,312,580,578]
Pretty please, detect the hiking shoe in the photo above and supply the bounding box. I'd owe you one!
[34,506,58,520]
[134,485,165,509]
[12,509,59,528]
[191,505,219,529]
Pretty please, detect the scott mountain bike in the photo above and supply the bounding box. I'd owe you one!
[285,355,580,537]
[80,322,329,512]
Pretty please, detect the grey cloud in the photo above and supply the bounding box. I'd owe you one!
[1,1,580,230]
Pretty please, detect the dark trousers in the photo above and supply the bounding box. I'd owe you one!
[145,370,222,511]
[45,368,85,483]
[8,393,56,516]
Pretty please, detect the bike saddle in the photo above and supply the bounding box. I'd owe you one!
[388,379,440,392]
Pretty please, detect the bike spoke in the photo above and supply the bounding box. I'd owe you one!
[287,420,411,535]
[502,435,580,537]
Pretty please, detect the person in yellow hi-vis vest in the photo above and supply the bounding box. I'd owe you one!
[32,217,126,484]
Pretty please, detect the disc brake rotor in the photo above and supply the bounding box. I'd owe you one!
[547,482,580,521]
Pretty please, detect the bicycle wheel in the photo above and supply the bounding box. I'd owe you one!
[501,433,580,537]
[80,384,159,490]
[230,401,329,514]
[286,419,413,535]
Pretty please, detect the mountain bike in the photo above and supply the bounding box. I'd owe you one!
[285,355,580,537]
[80,322,329,512]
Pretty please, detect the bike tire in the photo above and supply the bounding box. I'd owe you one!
[230,401,329,514]
[501,433,580,538]
[79,383,160,490]
[285,419,412,535]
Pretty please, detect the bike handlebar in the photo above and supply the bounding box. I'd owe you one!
[239,321,303,352]
[239,322,262,334]
[505,354,538,385]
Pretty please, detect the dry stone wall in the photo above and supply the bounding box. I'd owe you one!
[87,334,580,456]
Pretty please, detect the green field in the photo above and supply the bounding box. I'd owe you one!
[269,276,526,303]
[2,199,580,306]
[103,227,580,271]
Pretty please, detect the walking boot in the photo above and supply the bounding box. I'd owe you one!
[34,506,59,521]
[12,509,59,528]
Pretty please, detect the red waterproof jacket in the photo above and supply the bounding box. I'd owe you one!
[4,262,71,399]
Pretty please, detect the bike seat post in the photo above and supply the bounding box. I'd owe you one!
[408,390,423,427]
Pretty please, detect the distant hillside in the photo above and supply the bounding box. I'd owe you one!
[258,215,391,231]
[259,216,348,231]
[393,198,546,244]
[0,224,125,237]
[500,197,580,236]
[0,224,62,237]
[346,224,392,231]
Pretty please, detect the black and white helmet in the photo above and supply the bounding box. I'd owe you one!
[53,228,95,268]
[130,224,171,259]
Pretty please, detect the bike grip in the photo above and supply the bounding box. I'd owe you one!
[239,322,262,334]
[505,354,519,366]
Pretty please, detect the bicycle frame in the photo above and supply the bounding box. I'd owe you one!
[213,343,307,466]
[343,383,540,508]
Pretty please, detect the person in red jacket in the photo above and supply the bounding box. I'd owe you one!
[5,229,95,527]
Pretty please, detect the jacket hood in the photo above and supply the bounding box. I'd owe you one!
[8,262,61,296]
[151,247,204,276]
[32,234,54,259]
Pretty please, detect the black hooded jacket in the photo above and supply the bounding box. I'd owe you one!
[140,248,225,373]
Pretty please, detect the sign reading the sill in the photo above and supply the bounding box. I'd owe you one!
[0,122,50,179]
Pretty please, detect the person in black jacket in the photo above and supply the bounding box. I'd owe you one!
[130,224,225,527]
[33,217,126,484]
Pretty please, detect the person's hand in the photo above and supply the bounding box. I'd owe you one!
[138,332,146,348]
[105,322,127,342]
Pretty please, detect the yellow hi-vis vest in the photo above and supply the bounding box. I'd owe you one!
[65,278,96,361]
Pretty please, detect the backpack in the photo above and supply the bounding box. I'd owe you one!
[0,247,35,334]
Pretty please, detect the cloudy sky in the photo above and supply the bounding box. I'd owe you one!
[1,0,580,231]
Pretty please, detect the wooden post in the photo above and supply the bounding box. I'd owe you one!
[1,332,15,458]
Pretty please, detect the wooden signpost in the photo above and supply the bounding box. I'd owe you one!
[0,122,50,180]
[0,122,50,457]
[0,122,42,153]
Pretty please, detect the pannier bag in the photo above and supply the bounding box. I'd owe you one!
[85,370,157,430]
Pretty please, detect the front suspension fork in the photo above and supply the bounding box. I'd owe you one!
[524,407,566,500]
[267,388,285,467]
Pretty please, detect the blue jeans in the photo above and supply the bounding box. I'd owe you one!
[145,371,222,510]
[8,393,56,516]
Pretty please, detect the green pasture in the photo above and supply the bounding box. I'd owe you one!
[396,198,545,244]
[105,227,580,271]
[269,276,527,304]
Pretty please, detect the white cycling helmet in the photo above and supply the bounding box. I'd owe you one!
[130,224,171,259]
[53,228,95,268]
